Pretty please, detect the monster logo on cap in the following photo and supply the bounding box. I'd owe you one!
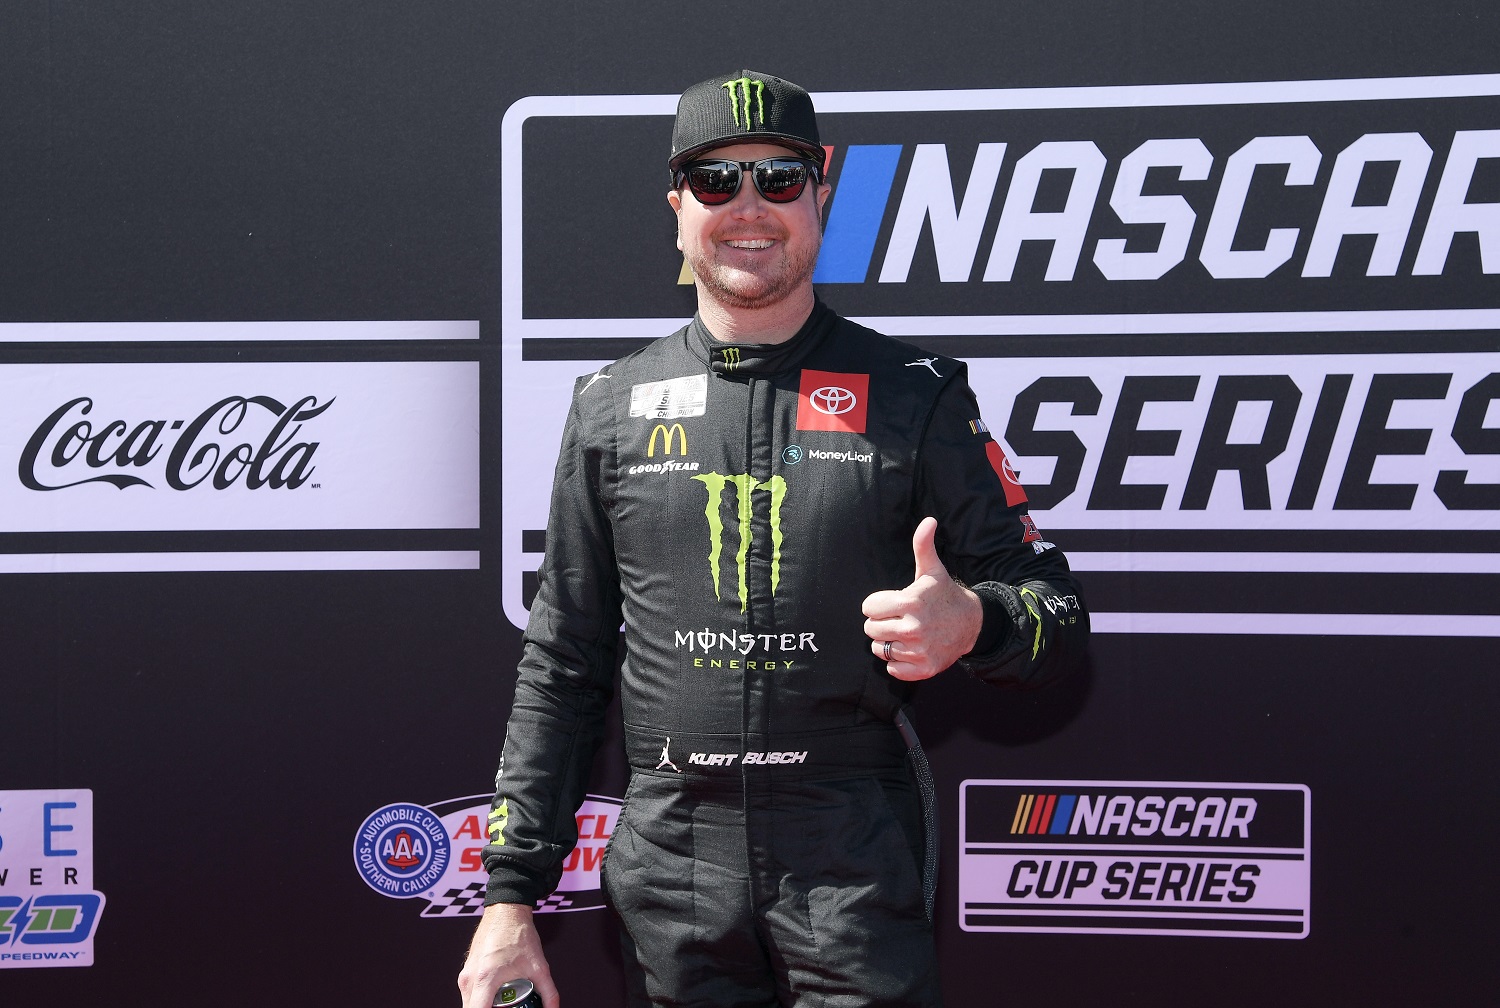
[722,77,766,129]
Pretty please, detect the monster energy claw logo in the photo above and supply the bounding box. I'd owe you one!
[721,348,742,371]
[488,799,509,845]
[1017,588,1045,660]
[694,472,785,613]
[723,77,766,129]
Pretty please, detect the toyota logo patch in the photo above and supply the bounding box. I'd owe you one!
[810,386,857,415]
[796,369,869,433]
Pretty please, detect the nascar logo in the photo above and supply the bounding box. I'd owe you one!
[961,780,1310,939]
[806,129,1498,285]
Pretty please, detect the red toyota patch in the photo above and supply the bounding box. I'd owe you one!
[796,370,869,433]
[985,442,1029,506]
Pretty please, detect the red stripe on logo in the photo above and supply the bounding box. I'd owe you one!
[1037,793,1058,833]
[1027,793,1051,834]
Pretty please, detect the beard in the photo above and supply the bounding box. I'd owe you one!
[683,228,822,312]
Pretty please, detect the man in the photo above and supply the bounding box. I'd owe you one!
[460,70,1088,1007]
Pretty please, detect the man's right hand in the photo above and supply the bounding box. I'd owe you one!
[458,902,559,1008]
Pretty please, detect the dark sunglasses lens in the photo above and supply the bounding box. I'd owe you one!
[686,161,740,205]
[754,160,809,202]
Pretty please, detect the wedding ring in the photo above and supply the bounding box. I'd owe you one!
[882,640,892,661]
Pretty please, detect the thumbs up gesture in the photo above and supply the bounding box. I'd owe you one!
[862,516,983,681]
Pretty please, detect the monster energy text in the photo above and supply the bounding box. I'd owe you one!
[693,472,786,612]
[722,77,765,129]
[674,628,819,672]
[674,629,820,655]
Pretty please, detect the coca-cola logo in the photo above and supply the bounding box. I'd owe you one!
[19,395,333,491]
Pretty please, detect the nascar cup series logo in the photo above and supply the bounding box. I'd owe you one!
[354,795,622,917]
[960,780,1311,939]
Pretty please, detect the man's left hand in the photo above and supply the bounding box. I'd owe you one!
[862,516,983,681]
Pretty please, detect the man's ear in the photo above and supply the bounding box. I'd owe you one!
[667,190,684,251]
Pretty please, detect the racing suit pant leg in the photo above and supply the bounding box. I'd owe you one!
[603,774,779,1008]
[602,772,940,1008]
[758,775,942,1008]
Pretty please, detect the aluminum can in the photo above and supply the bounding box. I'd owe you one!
[493,978,543,1008]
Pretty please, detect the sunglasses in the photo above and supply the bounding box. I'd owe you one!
[674,157,822,206]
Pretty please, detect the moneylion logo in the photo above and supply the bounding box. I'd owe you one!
[722,77,765,129]
[647,422,688,457]
[693,472,786,612]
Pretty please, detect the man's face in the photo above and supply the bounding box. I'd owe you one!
[668,142,831,312]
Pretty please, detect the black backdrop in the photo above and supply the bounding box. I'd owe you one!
[4,2,1498,1003]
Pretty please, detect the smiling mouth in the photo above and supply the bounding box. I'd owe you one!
[723,238,777,250]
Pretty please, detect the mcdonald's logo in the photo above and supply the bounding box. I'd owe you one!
[648,423,688,457]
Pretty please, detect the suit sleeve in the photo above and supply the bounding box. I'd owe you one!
[914,365,1089,688]
[482,377,623,905]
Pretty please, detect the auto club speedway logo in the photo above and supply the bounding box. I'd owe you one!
[960,780,1311,939]
[499,74,1500,638]
[354,795,621,917]
[0,789,106,969]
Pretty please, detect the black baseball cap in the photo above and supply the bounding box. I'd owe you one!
[669,71,824,176]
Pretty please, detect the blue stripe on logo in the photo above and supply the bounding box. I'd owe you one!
[813,145,903,283]
[1050,794,1077,834]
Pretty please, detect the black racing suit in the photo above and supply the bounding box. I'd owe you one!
[483,302,1088,1007]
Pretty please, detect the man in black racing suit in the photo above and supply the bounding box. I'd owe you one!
[459,71,1088,1008]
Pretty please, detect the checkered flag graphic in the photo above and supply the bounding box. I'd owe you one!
[420,881,489,916]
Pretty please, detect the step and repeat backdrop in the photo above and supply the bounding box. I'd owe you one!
[4,2,1497,1003]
